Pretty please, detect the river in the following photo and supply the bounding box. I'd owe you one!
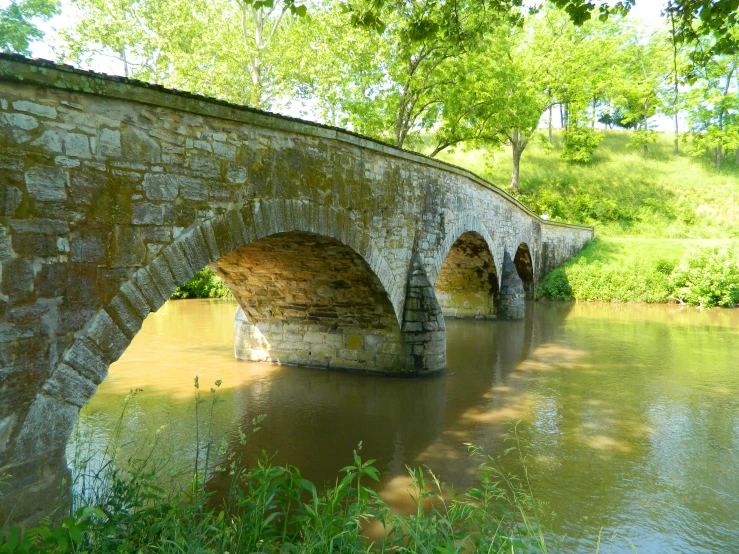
[72,299,739,553]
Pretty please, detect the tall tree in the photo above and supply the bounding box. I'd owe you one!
[0,0,59,54]
[60,0,306,109]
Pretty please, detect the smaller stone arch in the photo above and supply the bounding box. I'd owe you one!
[513,242,536,300]
[434,230,500,319]
[430,218,498,286]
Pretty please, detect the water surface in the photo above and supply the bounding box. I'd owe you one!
[77,299,739,553]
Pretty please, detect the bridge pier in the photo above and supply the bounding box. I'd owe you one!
[498,251,526,320]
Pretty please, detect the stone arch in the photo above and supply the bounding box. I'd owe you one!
[513,242,535,299]
[11,200,405,466]
[430,218,498,286]
[433,230,500,319]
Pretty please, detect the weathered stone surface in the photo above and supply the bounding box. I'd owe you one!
[0,54,593,527]
[12,100,57,119]
[143,173,178,201]
[24,166,66,202]
[13,394,78,460]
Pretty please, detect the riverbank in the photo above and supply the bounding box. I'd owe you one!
[537,237,739,306]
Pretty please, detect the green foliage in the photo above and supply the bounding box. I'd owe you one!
[2,382,560,554]
[171,268,232,299]
[561,126,604,163]
[537,238,739,306]
[670,246,739,307]
[0,0,59,54]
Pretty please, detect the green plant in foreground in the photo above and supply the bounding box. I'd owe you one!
[1,380,568,554]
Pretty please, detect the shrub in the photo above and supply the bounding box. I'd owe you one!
[669,246,739,307]
[171,267,232,299]
[561,126,604,163]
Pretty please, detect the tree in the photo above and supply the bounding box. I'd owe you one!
[684,43,739,169]
[0,0,59,54]
[61,0,306,109]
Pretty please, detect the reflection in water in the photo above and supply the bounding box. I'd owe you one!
[77,299,739,553]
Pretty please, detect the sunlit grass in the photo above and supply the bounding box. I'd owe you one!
[430,130,739,239]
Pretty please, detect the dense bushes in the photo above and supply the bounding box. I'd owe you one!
[538,242,739,307]
[171,267,232,299]
[670,247,739,307]
[560,126,604,163]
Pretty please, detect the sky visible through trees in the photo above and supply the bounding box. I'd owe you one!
[3,0,739,188]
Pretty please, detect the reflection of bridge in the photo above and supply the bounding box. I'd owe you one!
[0,53,591,526]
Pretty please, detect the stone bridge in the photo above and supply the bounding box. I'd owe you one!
[0,54,592,526]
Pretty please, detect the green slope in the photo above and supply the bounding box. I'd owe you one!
[431,130,739,304]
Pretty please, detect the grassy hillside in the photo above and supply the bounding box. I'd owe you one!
[433,130,739,239]
[431,130,739,304]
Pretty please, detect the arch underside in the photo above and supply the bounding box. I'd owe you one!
[214,231,404,372]
[514,243,535,300]
[434,232,499,319]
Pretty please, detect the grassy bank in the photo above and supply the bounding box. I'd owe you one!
[434,130,739,239]
[433,130,739,305]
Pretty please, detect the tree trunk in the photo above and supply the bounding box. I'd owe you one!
[674,113,679,155]
[716,144,722,169]
[548,106,553,145]
[592,97,597,129]
[643,144,648,161]
[511,141,523,191]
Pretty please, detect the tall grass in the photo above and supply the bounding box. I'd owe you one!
[1,382,565,554]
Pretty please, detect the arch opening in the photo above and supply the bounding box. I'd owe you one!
[513,243,535,300]
[213,231,404,372]
[434,232,499,319]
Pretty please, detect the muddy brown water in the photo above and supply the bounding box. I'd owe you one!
[74,299,739,553]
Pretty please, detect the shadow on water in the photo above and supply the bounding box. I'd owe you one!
[205,301,576,499]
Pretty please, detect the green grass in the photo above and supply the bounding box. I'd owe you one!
[433,130,739,239]
[429,130,739,304]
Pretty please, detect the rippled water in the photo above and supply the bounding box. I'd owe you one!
[77,299,739,553]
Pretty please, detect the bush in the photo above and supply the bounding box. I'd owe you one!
[669,246,739,307]
[171,267,232,299]
[561,126,604,163]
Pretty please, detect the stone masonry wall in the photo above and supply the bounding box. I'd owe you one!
[0,54,592,527]
[434,232,499,318]
[220,231,403,372]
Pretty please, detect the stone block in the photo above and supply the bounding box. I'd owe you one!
[147,255,178,299]
[190,155,220,178]
[118,281,152,320]
[31,130,62,153]
[13,394,78,460]
[131,202,164,225]
[121,125,161,163]
[180,176,207,201]
[163,242,196,286]
[99,128,121,157]
[143,173,178,201]
[132,268,167,311]
[1,257,34,296]
[178,228,211,272]
[0,185,23,217]
[86,309,130,364]
[42,363,97,407]
[64,133,91,158]
[70,228,108,262]
[108,226,146,268]
[2,112,38,130]
[25,166,67,202]
[106,294,144,339]
[12,101,57,119]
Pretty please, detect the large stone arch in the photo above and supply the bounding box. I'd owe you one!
[10,200,408,474]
